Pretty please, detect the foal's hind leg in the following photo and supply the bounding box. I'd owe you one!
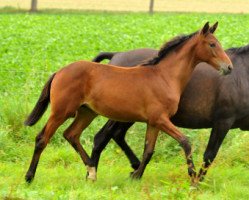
[25,114,66,183]
[63,106,97,180]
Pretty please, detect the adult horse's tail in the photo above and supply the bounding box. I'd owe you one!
[24,73,56,126]
[92,52,116,62]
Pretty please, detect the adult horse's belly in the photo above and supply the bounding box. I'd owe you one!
[171,64,220,129]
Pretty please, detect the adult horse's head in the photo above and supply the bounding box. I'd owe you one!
[195,22,233,75]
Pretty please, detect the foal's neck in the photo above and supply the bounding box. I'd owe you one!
[156,39,199,93]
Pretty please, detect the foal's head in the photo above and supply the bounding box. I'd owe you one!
[195,22,233,74]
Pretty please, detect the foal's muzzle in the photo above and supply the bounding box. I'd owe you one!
[220,63,233,75]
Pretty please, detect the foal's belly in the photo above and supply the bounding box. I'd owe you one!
[85,89,148,122]
[87,101,147,122]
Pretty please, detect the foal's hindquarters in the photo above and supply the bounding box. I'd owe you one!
[25,65,99,182]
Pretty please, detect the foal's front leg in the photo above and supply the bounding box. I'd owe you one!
[130,125,159,179]
[155,115,196,183]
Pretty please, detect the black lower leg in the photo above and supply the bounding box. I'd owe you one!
[91,122,114,170]
[25,128,46,183]
[131,126,158,179]
[112,122,140,170]
[180,138,196,178]
[130,151,153,179]
[198,119,232,181]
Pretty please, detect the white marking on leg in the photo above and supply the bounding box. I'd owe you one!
[87,166,97,181]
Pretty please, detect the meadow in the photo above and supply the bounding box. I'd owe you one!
[1,11,249,199]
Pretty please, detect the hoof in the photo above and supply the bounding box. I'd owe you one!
[25,172,34,183]
[190,174,204,188]
[130,170,142,179]
[188,168,196,178]
[198,175,205,182]
[86,166,97,181]
[190,178,199,188]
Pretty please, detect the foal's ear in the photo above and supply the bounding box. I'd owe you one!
[201,22,210,36]
[209,22,218,34]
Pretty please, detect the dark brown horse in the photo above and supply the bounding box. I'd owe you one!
[89,39,249,183]
[25,22,232,184]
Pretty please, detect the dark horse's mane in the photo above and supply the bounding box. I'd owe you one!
[226,43,249,55]
[143,31,197,66]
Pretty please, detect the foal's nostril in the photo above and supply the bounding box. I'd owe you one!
[228,65,232,71]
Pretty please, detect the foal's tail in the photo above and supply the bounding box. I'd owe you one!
[24,73,56,126]
[92,52,116,63]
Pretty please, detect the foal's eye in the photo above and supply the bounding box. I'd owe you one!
[209,43,216,48]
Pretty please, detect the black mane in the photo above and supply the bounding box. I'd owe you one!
[226,43,249,55]
[143,31,197,66]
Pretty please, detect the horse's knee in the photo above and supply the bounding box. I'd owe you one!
[35,135,46,152]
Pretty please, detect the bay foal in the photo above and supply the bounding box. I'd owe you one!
[25,22,232,184]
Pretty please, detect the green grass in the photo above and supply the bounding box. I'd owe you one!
[1,11,249,199]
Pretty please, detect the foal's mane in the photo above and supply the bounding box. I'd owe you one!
[142,31,197,66]
[226,44,249,55]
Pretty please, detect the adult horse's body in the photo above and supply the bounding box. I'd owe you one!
[25,23,232,184]
[90,41,249,182]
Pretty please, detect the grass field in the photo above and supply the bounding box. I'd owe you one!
[1,0,249,13]
[1,12,249,199]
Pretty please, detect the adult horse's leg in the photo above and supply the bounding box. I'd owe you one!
[63,106,97,180]
[88,121,140,180]
[197,118,234,182]
[25,114,66,183]
[112,122,140,170]
[90,121,114,170]
[130,125,159,179]
[90,121,139,171]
